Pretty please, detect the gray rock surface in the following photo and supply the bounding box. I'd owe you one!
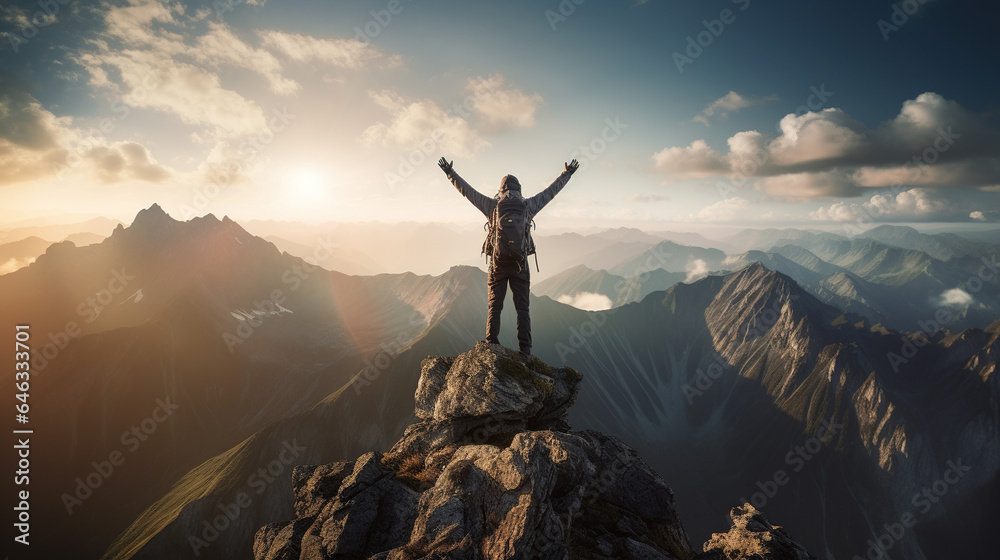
[254,342,816,560]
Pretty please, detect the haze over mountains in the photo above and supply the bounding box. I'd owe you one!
[2,206,999,560]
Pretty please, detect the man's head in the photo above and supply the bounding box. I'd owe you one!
[500,174,521,192]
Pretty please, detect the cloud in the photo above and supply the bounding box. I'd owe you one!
[198,24,299,94]
[75,0,396,141]
[694,91,778,126]
[259,30,387,69]
[756,170,861,198]
[685,258,709,282]
[971,211,986,221]
[809,188,950,222]
[652,92,1000,197]
[936,288,973,307]
[359,90,489,157]
[0,257,36,275]
[694,197,749,221]
[464,74,543,131]
[557,292,613,311]
[1,4,57,28]
[0,91,172,187]
[77,1,267,140]
[82,49,271,139]
[87,141,171,183]
[652,140,730,179]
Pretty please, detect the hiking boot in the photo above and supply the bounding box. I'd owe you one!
[519,348,532,360]
[483,338,500,345]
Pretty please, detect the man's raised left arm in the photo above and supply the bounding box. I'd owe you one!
[526,159,579,215]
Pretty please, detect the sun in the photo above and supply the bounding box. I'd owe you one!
[290,168,325,199]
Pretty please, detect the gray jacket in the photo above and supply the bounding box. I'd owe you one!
[446,170,573,257]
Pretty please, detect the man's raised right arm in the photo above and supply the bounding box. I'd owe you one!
[438,157,493,217]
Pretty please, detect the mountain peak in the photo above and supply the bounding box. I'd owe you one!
[254,343,816,560]
[254,343,697,559]
[128,203,178,236]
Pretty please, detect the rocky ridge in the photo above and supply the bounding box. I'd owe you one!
[254,342,815,559]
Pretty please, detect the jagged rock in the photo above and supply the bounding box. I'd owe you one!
[254,342,814,560]
[697,504,816,560]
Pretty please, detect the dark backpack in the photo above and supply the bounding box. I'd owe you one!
[483,192,534,267]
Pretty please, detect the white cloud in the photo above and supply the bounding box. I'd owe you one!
[652,92,1000,197]
[76,0,395,142]
[197,24,299,94]
[259,30,386,68]
[557,291,613,311]
[652,140,729,179]
[971,211,986,221]
[465,74,543,131]
[685,258,709,282]
[80,49,270,139]
[694,91,778,125]
[767,108,868,167]
[694,197,749,221]
[936,288,973,307]
[809,188,948,222]
[722,254,743,267]
[359,90,489,157]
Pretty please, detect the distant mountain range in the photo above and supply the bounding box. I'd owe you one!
[533,227,1000,333]
[534,264,687,308]
[3,207,999,560]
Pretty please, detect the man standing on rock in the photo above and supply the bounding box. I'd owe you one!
[438,156,580,357]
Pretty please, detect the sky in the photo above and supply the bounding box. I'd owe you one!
[1,0,999,232]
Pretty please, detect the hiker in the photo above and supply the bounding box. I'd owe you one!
[438,156,580,357]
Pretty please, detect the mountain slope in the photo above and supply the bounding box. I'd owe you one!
[0,206,487,559]
[106,262,1000,560]
[858,224,998,262]
[605,240,728,277]
[0,235,50,273]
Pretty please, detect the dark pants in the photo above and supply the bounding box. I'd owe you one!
[486,260,531,352]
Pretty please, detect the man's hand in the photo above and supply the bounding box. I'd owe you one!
[565,159,580,175]
[438,157,454,175]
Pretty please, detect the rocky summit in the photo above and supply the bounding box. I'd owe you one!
[253,342,814,560]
